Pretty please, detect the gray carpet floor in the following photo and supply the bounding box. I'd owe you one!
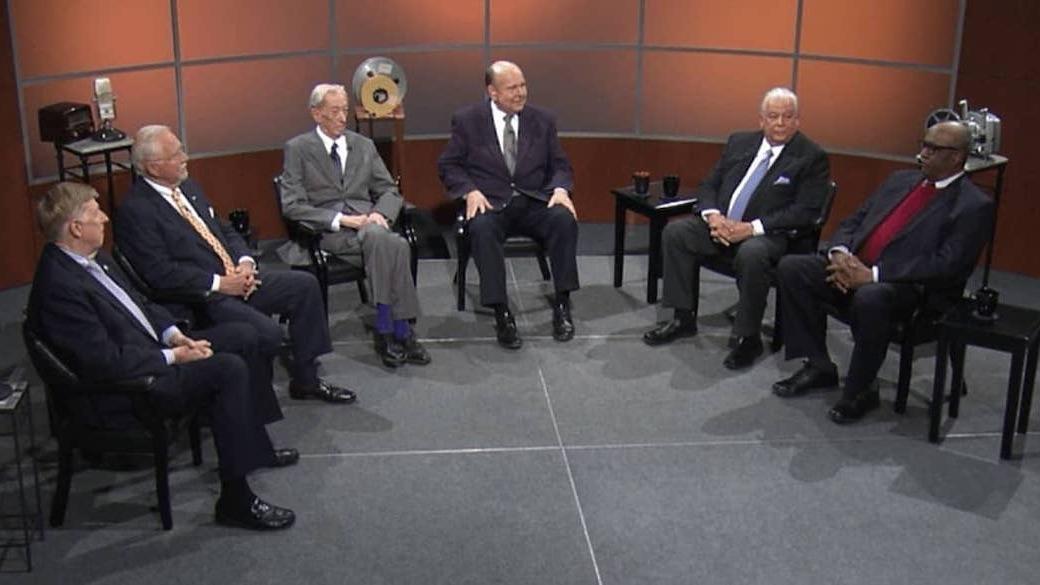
[2,246,1040,583]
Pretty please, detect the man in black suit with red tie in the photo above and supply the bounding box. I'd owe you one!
[771,121,994,423]
[115,125,354,404]
[643,88,831,370]
[438,61,579,348]
[29,182,297,529]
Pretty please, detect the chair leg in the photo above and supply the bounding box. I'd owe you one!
[894,339,915,414]
[153,431,173,531]
[456,237,470,311]
[770,290,784,353]
[49,443,73,527]
[535,250,551,281]
[356,278,369,305]
[189,417,203,467]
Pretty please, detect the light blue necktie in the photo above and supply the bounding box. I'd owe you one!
[728,150,773,221]
[86,260,159,341]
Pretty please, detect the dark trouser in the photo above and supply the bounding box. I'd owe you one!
[203,269,331,387]
[467,195,579,307]
[194,322,283,425]
[777,254,920,395]
[660,216,787,337]
[151,351,274,481]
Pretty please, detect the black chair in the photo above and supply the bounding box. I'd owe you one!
[454,201,551,311]
[823,285,968,414]
[272,176,420,313]
[22,323,202,531]
[706,181,839,352]
[112,244,212,306]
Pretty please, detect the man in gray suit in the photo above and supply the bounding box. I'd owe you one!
[279,83,428,368]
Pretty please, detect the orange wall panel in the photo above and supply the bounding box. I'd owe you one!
[338,51,485,136]
[491,49,638,133]
[23,69,178,179]
[798,60,950,156]
[181,56,329,154]
[490,0,638,43]
[801,0,959,66]
[641,52,792,138]
[338,0,484,47]
[178,0,330,60]
[644,0,798,52]
[12,0,172,78]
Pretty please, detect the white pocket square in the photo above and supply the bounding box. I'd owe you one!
[773,176,791,185]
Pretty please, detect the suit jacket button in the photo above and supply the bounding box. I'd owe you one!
[510,182,516,188]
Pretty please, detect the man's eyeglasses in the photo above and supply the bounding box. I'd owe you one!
[920,140,961,153]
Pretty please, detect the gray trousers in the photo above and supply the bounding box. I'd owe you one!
[355,224,420,319]
[660,216,786,337]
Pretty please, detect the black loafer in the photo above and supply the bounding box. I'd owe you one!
[772,362,840,397]
[495,309,522,350]
[723,336,763,370]
[400,334,431,365]
[374,333,406,368]
[269,448,299,468]
[552,302,575,342]
[288,380,357,404]
[828,391,881,424]
[215,496,295,531]
[643,319,698,346]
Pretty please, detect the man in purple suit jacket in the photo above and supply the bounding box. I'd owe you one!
[438,61,579,349]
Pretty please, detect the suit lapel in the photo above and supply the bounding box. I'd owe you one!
[306,131,342,187]
[342,133,364,185]
[61,249,156,341]
[482,102,511,175]
[515,109,533,170]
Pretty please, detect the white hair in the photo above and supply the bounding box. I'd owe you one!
[760,87,799,114]
[131,124,173,168]
[309,83,347,108]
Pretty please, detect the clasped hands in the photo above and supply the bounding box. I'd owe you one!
[464,188,577,220]
[340,211,389,231]
[218,261,261,299]
[825,250,873,293]
[168,330,213,364]
[705,213,753,246]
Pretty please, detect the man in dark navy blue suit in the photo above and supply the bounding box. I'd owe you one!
[438,61,579,348]
[772,122,994,424]
[115,125,354,404]
[29,182,296,530]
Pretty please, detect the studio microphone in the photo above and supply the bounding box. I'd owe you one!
[91,77,126,142]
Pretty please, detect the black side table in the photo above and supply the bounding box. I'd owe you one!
[612,182,697,303]
[56,136,135,212]
[931,300,1040,459]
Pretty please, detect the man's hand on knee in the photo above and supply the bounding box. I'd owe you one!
[465,190,492,220]
[547,188,576,220]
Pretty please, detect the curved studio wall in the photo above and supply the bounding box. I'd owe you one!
[10,0,971,270]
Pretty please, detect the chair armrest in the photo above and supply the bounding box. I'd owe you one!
[80,376,157,395]
[150,288,213,305]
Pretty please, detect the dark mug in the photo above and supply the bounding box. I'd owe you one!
[973,286,999,320]
[662,175,680,198]
[228,208,250,235]
[632,171,650,195]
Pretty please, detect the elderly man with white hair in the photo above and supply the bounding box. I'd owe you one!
[643,87,831,370]
[279,83,429,368]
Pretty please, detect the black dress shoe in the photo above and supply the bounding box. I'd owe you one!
[495,309,522,349]
[723,336,764,370]
[828,391,881,424]
[643,318,698,346]
[215,496,295,531]
[374,333,406,368]
[772,362,840,397]
[269,448,299,468]
[400,334,431,365]
[552,303,575,342]
[289,379,357,404]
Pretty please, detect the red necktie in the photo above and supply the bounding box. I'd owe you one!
[858,181,939,265]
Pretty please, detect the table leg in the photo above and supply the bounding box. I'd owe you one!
[104,152,116,210]
[55,144,66,181]
[1017,337,1039,434]
[613,197,625,288]
[80,155,89,185]
[1000,350,1025,459]
[647,215,664,304]
[930,333,949,443]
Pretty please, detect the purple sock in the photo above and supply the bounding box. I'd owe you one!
[393,319,412,340]
[375,303,393,334]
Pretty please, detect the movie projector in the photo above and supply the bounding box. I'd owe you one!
[351,57,408,117]
[925,99,1001,158]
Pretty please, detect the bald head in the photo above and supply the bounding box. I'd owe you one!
[485,61,528,115]
[918,121,970,181]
